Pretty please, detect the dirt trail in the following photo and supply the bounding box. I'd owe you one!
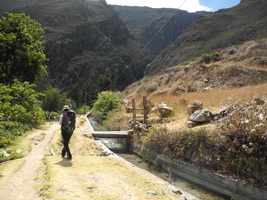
[0,123,59,200]
[0,117,198,200]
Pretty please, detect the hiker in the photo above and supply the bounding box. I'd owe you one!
[59,105,76,160]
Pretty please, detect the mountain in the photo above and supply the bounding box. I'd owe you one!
[145,0,267,75]
[0,0,152,105]
[112,5,210,56]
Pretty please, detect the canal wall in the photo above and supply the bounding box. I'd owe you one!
[86,114,267,199]
[143,151,267,200]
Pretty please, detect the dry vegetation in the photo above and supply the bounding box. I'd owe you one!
[107,83,267,131]
[105,40,267,188]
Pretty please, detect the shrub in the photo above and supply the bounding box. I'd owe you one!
[218,100,267,181]
[199,53,220,64]
[92,91,122,124]
[0,80,45,147]
[139,127,216,165]
[135,98,267,185]
[76,105,91,115]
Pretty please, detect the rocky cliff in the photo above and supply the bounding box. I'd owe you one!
[113,5,210,56]
[145,0,267,75]
[0,0,152,105]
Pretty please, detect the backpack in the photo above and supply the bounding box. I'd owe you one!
[61,110,76,133]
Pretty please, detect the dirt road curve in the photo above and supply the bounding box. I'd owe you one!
[0,123,59,200]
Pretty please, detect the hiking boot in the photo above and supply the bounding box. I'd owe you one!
[67,153,72,160]
[61,149,66,158]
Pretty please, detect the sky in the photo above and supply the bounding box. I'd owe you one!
[105,0,241,12]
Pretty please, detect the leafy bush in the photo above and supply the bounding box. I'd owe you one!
[92,91,122,124]
[0,80,45,147]
[76,105,90,115]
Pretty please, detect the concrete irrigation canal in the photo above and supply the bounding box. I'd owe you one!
[86,113,267,200]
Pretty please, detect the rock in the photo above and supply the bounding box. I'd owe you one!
[187,105,199,115]
[147,190,157,195]
[189,108,211,123]
[213,107,233,122]
[16,149,22,154]
[192,100,203,107]
[158,103,173,118]
[187,121,198,128]
[132,121,147,133]
[172,188,182,195]
[229,49,235,54]
[187,100,203,115]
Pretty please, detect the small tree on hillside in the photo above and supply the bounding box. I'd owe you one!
[0,13,47,85]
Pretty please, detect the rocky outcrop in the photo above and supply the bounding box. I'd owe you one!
[113,5,210,56]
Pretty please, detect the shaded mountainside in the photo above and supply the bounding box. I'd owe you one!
[0,0,152,105]
[146,0,267,75]
[112,5,210,56]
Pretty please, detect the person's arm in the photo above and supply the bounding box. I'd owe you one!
[59,114,63,126]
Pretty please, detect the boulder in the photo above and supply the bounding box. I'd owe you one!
[192,100,203,107]
[187,100,203,115]
[213,107,233,122]
[158,103,173,118]
[189,108,212,123]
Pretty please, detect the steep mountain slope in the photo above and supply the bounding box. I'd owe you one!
[145,0,267,75]
[124,39,267,98]
[0,0,152,105]
[113,5,210,56]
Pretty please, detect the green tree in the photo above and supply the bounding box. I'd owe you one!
[0,12,47,84]
[0,80,45,147]
[42,87,71,112]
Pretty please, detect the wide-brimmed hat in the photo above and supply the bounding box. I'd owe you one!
[62,105,70,111]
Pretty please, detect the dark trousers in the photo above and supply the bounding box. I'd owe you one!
[61,131,73,159]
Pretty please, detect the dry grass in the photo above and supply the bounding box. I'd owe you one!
[149,82,267,112]
[37,116,191,200]
[117,83,267,130]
